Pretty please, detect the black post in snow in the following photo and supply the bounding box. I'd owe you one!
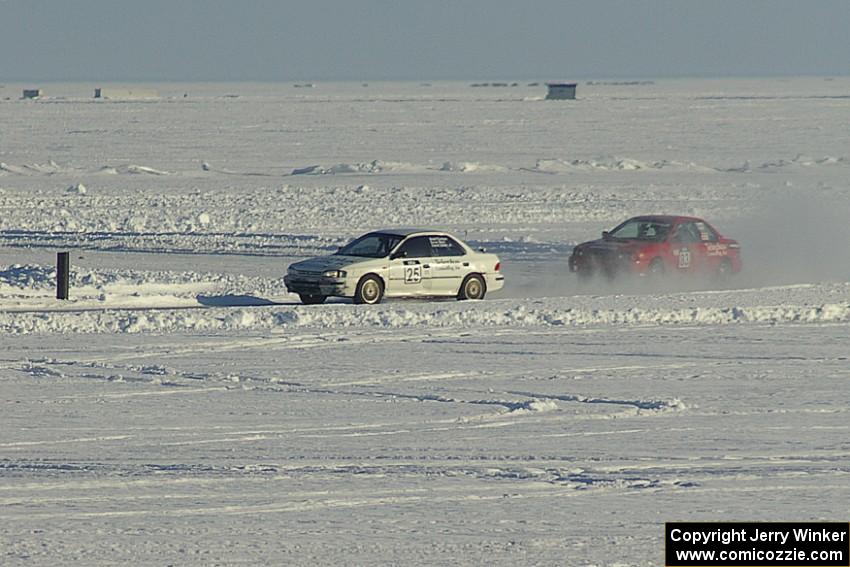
[56,251,70,300]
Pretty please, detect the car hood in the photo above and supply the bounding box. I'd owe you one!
[288,255,378,273]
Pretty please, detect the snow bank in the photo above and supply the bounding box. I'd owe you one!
[122,165,170,175]
[7,155,842,179]
[0,264,288,312]
[291,160,429,175]
[727,154,847,173]
[0,183,638,242]
[532,157,716,173]
[0,264,58,293]
[279,301,850,329]
[438,161,508,173]
[0,160,77,175]
[0,162,170,176]
[4,265,849,335]
[96,164,171,175]
[2,298,848,335]
[289,159,510,175]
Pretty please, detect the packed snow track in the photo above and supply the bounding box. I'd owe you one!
[2,79,849,565]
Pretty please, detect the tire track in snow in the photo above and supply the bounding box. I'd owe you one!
[328,370,479,388]
[0,435,133,448]
[503,389,687,412]
[0,481,629,521]
[72,327,484,365]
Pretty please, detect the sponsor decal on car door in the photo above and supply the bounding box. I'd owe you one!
[427,236,467,294]
[692,221,726,271]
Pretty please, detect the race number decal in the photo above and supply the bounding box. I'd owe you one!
[404,265,422,284]
[677,248,691,269]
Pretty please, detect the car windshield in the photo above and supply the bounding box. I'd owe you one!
[336,232,403,258]
[607,219,671,242]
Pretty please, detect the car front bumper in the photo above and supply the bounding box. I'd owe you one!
[284,275,351,297]
[569,252,644,277]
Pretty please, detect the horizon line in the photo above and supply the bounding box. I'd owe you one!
[2,72,849,85]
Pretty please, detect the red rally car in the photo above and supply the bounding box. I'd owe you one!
[568,215,742,280]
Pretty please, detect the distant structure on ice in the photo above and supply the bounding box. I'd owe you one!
[545,83,577,100]
[22,89,43,99]
[94,87,159,100]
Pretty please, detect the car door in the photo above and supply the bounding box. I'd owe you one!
[426,235,468,295]
[387,236,433,296]
[690,220,722,272]
[669,222,700,274]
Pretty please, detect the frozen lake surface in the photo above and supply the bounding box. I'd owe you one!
[2,78,849,565]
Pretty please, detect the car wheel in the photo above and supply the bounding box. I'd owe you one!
[458,274,486,300]
[299,294,326,305]
[716,259,733,282]
[576,267,594,282]
[354,274,384,305]
[648,258,665,277]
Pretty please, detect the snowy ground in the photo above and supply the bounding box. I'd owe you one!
[1,79,849,565]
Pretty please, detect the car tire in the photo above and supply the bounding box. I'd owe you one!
[299,294,327,305]
[354,274,384,305]
[458,274,486,301]
[576,267,594,282]
[716,259,733,282]
[648,258,665,278]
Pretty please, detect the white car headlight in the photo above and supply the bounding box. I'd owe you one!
[323,270,347,278]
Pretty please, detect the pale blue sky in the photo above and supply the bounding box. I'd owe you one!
[2,0,849,81]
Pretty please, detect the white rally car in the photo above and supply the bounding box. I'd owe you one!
[284,229,504,304]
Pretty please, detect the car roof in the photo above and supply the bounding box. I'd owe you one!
[627,215,703,224]
[370,228,451,237]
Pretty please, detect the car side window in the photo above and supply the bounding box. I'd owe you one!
[693,222,718,242]
[428,236,466,257]
[672,223,700,243]
[395,236,433,258]
[613,223,640,239]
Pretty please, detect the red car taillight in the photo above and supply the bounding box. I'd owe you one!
[494,262,501,272]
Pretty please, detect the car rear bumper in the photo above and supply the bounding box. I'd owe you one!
[720,258,744,276]
[486,273,505,292]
